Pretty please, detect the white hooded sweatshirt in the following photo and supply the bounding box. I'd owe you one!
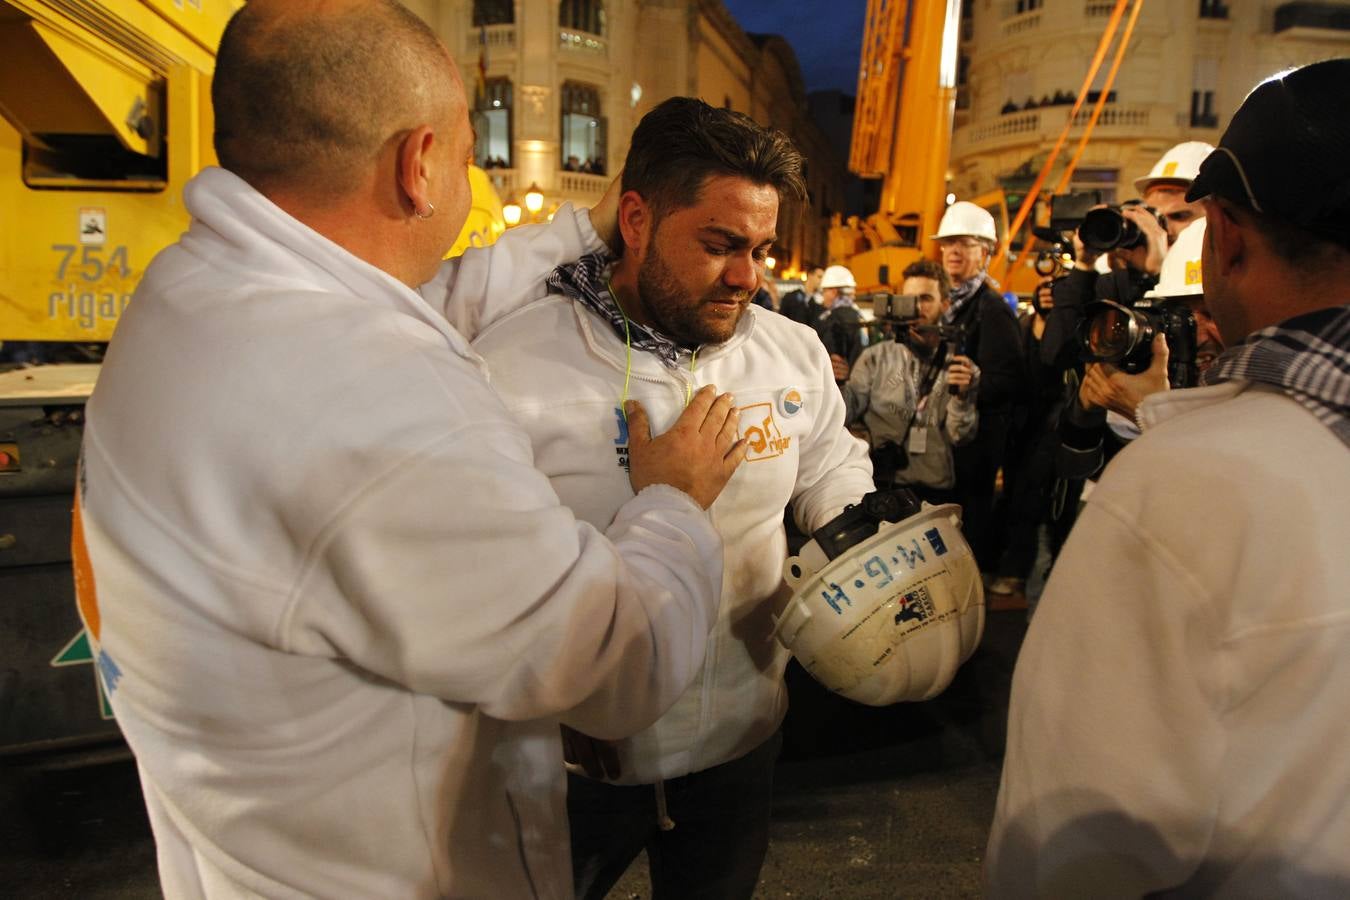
[75,168,725,899]
[475,292,875,783]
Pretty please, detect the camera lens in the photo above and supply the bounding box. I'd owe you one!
[1080,208,1130,252]
[1083,301,1151,362]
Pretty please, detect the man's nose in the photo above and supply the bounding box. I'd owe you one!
[724,255,758,291]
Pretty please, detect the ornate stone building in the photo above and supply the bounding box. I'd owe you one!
[402,0,844,273]
[950,0,1350,203]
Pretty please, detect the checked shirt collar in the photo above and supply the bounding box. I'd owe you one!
[1201,304,1350,448]
[546,251,685,368]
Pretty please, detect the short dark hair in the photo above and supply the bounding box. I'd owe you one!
[621,97,806,219]
[902,258,951,301]
[212,0,452,192]
[1228,201,1350,267]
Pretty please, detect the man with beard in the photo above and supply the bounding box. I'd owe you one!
[835,258,980,503]
[473,97,874,899]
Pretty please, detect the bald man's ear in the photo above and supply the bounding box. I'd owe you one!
[617,190,652,257]
[1203,199,1245,279]
[397,125,436,218]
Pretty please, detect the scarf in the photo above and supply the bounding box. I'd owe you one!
[943,273,986,325]
[1201,305,1350,448]
[546,252,684,367]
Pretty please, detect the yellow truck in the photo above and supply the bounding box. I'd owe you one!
[0,0,502,759]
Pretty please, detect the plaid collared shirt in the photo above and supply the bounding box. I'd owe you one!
[1201,304,1350,448]
[545,252,686,368]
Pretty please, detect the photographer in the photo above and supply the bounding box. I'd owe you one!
[1057,217,1215,480]
[1134,141,1213,242]
[1040,199,1170,373]
[933,202,1024,565]
[836,259,980,504]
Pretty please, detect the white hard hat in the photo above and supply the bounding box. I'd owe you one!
[820,264,857,290]
[1134,141,1215,195]
[773,496,985,706]
[1146,217,1206,299]
[932,201,997,243]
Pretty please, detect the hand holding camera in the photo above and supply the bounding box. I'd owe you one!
[1077,333,1170,420]
[946,354,977,399]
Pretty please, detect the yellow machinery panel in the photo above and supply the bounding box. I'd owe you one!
[1,0,502,345]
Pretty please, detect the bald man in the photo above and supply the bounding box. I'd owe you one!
[75,2,744,896]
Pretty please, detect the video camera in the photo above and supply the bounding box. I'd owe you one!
[861,292,921,323]
[1080,297,1198,388]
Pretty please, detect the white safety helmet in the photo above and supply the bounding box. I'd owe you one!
[932,200,998,243]
[1145,217,1206,299]
[773,497,985,706]
[1133,141,1215,196]
[820,264,857,290]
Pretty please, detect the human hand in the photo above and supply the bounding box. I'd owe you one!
[1071,225,1101,272]
[1077,334,1170,418]
[590,173,623,255]
[627,385,747,508]
[562,725,621,779]
[947,354,978,397]
[1122,205,1169,275]
[1035,280,1055,311]
[830,353,850,382]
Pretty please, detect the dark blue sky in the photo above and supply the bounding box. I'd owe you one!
[721,1,865,96]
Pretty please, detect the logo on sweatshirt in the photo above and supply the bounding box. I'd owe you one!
[778,387,803,418]
[613,406,630,472]
[739,402,791,462]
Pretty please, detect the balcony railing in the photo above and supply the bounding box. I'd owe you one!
[466,24,516,57]
[1085,1,1117,16]
[560,170,609,199]
[1070,105,1150,128]
[954,104,1170,158]
[484,167,517,198]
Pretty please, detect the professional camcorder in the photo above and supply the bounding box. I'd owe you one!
[862,292,921,323]
[1080,298,1198,388]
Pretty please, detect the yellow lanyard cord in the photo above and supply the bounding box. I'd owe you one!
[608,277,698,420]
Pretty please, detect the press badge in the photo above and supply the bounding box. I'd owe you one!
[908,425,928,455]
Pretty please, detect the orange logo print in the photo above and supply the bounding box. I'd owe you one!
[72,490,101,641]
[738,402,792,462]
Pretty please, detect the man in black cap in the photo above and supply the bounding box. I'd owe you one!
[986,58,1350,897]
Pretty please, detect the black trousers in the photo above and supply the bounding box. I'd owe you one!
[567,730,782,900]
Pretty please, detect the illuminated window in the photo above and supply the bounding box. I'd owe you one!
[560,82,606,175]
[474,78,513,169]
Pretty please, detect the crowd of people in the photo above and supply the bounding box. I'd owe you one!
[69,1,1347,896]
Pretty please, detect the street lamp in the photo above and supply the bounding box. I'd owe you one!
[502,198,522,227]
[524,182,544,218]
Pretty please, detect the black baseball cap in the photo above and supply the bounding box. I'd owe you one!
[1186,58,1350,248]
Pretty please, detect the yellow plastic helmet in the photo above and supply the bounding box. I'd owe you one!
[773,493,985,706]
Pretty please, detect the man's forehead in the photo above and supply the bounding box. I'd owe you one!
[678,175,779,237]
[904,277,941,297]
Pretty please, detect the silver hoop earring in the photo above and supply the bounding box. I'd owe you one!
[415,202,435,220]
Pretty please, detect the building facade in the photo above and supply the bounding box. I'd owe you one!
[950,0,1350,203]
[403,0,845,273]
